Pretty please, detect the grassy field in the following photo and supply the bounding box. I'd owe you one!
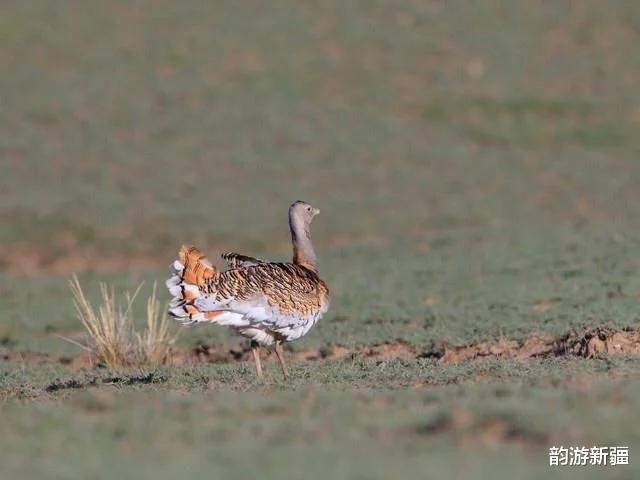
[2,1,640,478]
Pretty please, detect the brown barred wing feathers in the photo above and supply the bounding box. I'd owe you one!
[192,263,329,344]
[221,252,265,269]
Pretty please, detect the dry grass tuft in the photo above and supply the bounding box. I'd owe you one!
[137,283,179,366]
[69,275,177,368]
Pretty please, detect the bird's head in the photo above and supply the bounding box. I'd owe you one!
[289,200,320,228]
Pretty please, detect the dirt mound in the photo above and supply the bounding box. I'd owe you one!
[439,327,640,364]
[440,334,554,364]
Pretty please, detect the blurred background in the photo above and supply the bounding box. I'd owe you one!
[3,2,640,479]
[1,0,640,350]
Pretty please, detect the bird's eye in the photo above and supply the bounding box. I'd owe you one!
[307,207,312,212]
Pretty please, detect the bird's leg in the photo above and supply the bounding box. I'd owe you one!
[251,341,263,379]
[274,340,289,378]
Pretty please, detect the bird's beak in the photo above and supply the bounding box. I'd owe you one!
[313,208,320,216]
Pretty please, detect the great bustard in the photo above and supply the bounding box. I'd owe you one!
[166,201,330,379]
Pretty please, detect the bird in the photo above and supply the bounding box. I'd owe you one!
[165,200,330,379]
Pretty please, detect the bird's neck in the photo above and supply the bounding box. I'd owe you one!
[290,216,318,273]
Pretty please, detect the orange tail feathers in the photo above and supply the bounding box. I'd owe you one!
[167,245,218,324]
[178,245,216,286]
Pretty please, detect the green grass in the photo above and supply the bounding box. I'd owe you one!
[1,360,640,479]
[5,227,640,355]
[2,0,640,478]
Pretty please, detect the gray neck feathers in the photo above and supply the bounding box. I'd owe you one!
[290,214,318,272]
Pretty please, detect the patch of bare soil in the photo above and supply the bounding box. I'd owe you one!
[440,327,640,364]
[3,327,640,370]
[164,327,640,366]
[439,333,555,364]
[0,244,163,275]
